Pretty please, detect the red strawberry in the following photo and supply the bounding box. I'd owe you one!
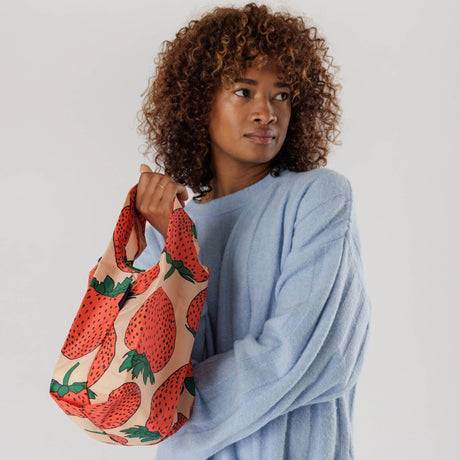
[50,392,85,418]
[113,187,147,272]
[129,263,160,296]
[146,364,188,436]
[83,382,141,429]
[109,434,128,445]
[120,365,188,442]
[62,275,131,360]
[186,288,207,337]
[87,326,117,387]
[114,206,135,271]
[182,358,195,397]
[50,362,94,418]
[162,413,188,441]
[163,208,209,283]
[121,287,176,383]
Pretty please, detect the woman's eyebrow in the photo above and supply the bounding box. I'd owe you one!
[234,78,289,88]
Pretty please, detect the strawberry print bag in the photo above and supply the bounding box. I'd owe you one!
[50,185,209,445]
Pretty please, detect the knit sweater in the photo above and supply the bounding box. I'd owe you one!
[133,168,372,459]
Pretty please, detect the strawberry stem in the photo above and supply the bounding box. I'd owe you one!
[85,429,106,435]
[185,323,196,337]
[63,362,80,386]
[184,376,195,396]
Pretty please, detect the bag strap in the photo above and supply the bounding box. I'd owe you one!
[113,185,183,274]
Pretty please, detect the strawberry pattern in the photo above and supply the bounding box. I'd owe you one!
[83,382,142,429]
[49,362,95,418]
[87,326,117,387]
[163,208,209,282]
[50,185,209,446]
[120,365,191,442]
[186,288,207,337]
[121,286,176,383]
[61,275,132,360]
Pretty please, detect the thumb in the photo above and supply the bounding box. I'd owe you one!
[177,185,189,207]
[140,163,153,174]
[177,184,188,200]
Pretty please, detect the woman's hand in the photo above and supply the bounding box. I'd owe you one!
[135,164,188,240]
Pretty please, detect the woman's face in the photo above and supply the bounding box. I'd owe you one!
[207,63,291,173]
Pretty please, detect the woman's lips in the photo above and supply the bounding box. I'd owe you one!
[244,130,276,145]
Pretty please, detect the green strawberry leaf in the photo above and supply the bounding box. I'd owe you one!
[123,256,144,272]
[184,377,195,396]
[177,265,193,276]
[119,359,131,372]
[164,260,194,283]
[141,433,162,442]
[49,382,61,393]
[163,250,173,264]
[192,225,197,239]
[104,275,114,292]
[132,365,141,379]
[145,368,155,385]
[119,351,154,384]
[177,269,194,283]
[87,388,96,400]
[121,426,162,442]
[90,275,132,297]
[68,382,86,393]
[185,323,196,337]
[132,362,144,378]
[57,385,69,397]
[132,353,145,365]
[172,260,184,269]
[119,350,136,372]
[164,265,175,281]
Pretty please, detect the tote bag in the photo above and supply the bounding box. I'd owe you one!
[50,185,209,445]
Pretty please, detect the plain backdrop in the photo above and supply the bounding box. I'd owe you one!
[1,0,458,459]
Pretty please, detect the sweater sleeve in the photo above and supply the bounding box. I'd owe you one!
[132,222,164,270]
[158,184,371,458]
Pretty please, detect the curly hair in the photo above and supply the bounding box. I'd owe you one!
[138,2,342,201]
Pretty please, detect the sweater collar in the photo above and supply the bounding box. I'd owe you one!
[185,171,277,216]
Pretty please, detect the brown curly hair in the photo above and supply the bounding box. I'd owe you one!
[138,3,342,201]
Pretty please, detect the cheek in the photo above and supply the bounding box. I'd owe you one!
[208,112,223,142]
[210,108,240,141]
[280,109,291,136]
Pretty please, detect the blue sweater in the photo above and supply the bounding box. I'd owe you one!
[133,168,372,459]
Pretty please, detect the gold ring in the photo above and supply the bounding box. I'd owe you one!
[159,184,166,190]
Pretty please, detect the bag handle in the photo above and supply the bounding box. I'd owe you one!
[113,185,182,274]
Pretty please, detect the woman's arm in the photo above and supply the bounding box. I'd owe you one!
[157,188,372,458]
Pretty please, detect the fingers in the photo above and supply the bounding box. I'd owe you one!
[161,180,188,208]
[136,164,188,239]
[138,164,187,200]
[140,163,153,174]
[177,187,189,207]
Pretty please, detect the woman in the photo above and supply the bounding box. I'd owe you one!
[134,3,371,459]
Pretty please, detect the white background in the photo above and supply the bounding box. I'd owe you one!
[1,0,458,459]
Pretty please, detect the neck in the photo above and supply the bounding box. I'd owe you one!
[203,163,270,202]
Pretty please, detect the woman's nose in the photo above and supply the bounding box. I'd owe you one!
[250,99,277,124]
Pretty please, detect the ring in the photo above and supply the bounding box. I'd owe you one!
[159,184,166,190]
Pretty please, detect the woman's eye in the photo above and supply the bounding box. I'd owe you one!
[274,92,290,101]
[234,88,250,97]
